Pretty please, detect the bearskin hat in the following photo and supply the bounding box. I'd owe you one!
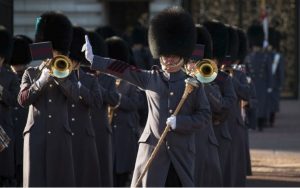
[203,20,229,61]
[148,6,196,59]
[87,31,107,57]
[10,35,33,65]
[247,24,264,48]
[35,11,73,55]
[227,26,239,62]
[269,27,281,51]
[237,28,248,63]
[132,26,148,46]
[0,25,13,61]
[69,26,87,63]
[95,26,116,40]
[105,36,130,63]
[195,24,213,59]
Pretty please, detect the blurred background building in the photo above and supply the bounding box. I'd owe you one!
[0,0,298,99]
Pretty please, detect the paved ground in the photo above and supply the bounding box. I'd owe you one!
[246,100,300,186]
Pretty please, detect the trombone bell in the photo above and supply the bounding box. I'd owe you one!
[194,59,218,83]
[49,55,72,78]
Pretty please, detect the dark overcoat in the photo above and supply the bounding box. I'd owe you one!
[67,69,102,186]
[18,63,79,187]
[91,56,211,187]
[0,67,19,178]
[111,80,141,174]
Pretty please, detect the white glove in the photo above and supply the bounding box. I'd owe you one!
[166,115,176,130]
[36,68,50,88]
[81,35,94,63]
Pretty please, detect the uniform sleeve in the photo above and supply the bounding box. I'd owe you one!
[0,74,19,106]
[77,77,103,109]
[55,78,80,103]
[175,84,212,134]
[232,71,251,101]
[91,55,151,90]
[18,69,44,107]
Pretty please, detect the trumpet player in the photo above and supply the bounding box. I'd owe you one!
[67,26,102,187]
[18,12,79,187]
[203,20,237,187]
[0,26,19,187]
[82,7,211,187]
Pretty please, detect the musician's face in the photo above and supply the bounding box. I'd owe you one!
[160,55,183,73]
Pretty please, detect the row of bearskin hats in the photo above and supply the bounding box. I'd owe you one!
[1,8,282,68]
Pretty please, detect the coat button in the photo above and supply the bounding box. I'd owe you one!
[113,125,117,128]
[71,118,75,122]
[71,132,75,136]
[48,99,52,103]
[49,84,53,88]
[167,146,170,150]
[14,107,18,110]
[48,131,51,134]
[79,96,83,100]
[170,92,174,96]
[114,113,117,117]
[15,117,18,121]
[169,109,173,114]
[71,104,75,108]
[48,114,52,118]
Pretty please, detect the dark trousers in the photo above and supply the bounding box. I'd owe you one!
[165,163,182,187]
[257,118,266,131]
[114,172,130,187]
[269,112,276,127]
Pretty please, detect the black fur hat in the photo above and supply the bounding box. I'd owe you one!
[148,6,196,59]
[237,28,248,63]
[35,11,73,55]
[195,24,213,59]
[105,36,130,63]
[203,20,229,61]
[87,31,107,57]
[10,35,33,65]
[131,26,148,46]
[247,24,264,48]
[227,26,239,62]
[95,26,116,40]
[268,27,281,51]
[0,25,13,61]
[69,26,87,63]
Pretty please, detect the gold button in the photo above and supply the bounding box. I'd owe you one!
[169,109,173,114]
[49,84,53,88]
[71,132,75,136]
[14,107,18,110]
[170,92,174,96]
[114,113,117,117]
[71,104,75,108]
[49,99,52,103]
[79,96,83,100]
[15,117,18,121]
[48,131,51,134]
[48,115,52,118]
[71,118,75,121]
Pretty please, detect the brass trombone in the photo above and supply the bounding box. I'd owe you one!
[193,59,218,83]
[46,55,73,78]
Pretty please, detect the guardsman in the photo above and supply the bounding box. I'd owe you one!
[226,26,251,186]
[83,7,211,187]
[0,25,19,187]
[105,36,142,186]
[203,20,237,187]
[68,26,102,186]
[9,35,33,186]
[188,24,223,187]
[85,31,115,187]
[18,12,79,187]
[267,27,285,127]
[245,24,273,132]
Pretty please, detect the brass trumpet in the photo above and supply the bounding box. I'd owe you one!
[194,59,218,83]
[45,55,73,78]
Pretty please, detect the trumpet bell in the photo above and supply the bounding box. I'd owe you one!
[194,59,218,83]
[49,55,72,78]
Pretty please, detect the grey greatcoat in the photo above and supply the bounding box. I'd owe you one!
[67,69,102,186]
[211,71,237,187]
[0,67,19,178]
[111,80,141,174]
[228,69,252,186]
[18,64,79,187]
[91,56,211,187]
[245,51,272,119]
[91,73,117,187]
[194,83,223,187]
[268,52,285,113]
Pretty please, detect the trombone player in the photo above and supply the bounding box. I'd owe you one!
[18,12,79,187]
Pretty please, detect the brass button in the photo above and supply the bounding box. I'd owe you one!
[48,99,52,103]
[170,92,174,96]
[49,84,53,88]
[48,131,51,134]
[113,125,117,128]
[71,132,75,136]
[71,104,75,108]
[71,118,75,122]
[114,113,117,117]
[169,109,173,114]
[48,115,52,118]
[79,96,83,100]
